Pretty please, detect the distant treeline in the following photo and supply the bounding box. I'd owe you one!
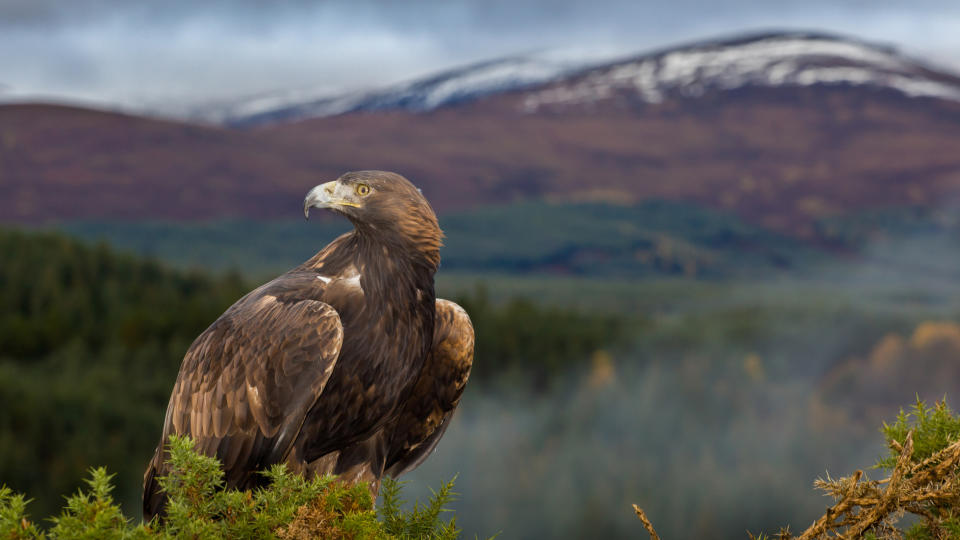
[0,229,246,519]
[56,202,960,284]
[0,227,628,517]
[58,200,823,279]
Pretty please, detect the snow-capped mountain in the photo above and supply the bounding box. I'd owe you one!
[202,54,600,126]
[216,31,960,126]
[7,31,960,227]
[521,32,960,112]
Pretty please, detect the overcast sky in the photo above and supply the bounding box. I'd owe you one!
[2,0,960,110]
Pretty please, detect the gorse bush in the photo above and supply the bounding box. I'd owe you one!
[743,399,960,540]
[0,435,459,539]
[877,399,960,470]
[876,400,960,540]
[378,477,459,540]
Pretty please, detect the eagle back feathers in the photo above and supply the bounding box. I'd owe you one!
[144,171,471,521]
[143,276,343,518]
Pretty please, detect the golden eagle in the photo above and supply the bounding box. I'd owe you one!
[142,171,473,519]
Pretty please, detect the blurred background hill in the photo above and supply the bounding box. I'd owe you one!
[5,32,960,233]
[3,2,960,537]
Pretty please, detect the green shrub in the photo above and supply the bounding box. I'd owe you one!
[878,399,960,469]
[0,435,459,539]
[747,399,960,539]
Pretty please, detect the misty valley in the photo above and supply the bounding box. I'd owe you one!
[4,211,960,537]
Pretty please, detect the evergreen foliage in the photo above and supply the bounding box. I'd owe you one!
[61,200,820,279]
[0,228,248,516]
[8,227,960,537]
[378,477,458,539]
[746,398,960,539]
[878,400,960,540]
[878,399,960,470]
[453,285,626,386]
[0,435,459,539]
[0,227,628,516]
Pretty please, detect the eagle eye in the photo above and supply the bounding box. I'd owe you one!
[356,184,371,197]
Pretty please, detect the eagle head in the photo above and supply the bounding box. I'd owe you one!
[304,170,443,267]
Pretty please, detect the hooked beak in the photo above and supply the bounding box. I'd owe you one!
[303,180,339,220]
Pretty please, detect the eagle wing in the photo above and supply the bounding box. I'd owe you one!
[384,298,474,477]
[143,281,343,519]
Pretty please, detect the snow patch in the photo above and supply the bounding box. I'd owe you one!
[522,36,960,112]
[185,33,960,125]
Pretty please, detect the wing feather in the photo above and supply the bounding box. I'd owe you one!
[143,280,343,519]
[384,298,474,477]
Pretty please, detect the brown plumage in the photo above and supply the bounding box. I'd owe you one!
[142,171,473,520]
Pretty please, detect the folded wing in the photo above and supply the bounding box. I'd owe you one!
[143,287,343,519]
[384,299,474,477]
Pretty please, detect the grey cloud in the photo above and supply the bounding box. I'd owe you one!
[3,0,958,32]
[1,0,959,108]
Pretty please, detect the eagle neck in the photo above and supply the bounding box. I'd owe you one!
[351,230,436,305]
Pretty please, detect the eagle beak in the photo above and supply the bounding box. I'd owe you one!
[303,180,339,220]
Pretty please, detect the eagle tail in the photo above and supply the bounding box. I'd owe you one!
[142,452,166,522]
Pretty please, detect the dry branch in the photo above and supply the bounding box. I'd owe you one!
[633,403,960,539]
[776,429,960,540]
[633,504,661,540]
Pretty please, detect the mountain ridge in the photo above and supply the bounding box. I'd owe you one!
[215,30,960,125]
[3,30,960,238]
